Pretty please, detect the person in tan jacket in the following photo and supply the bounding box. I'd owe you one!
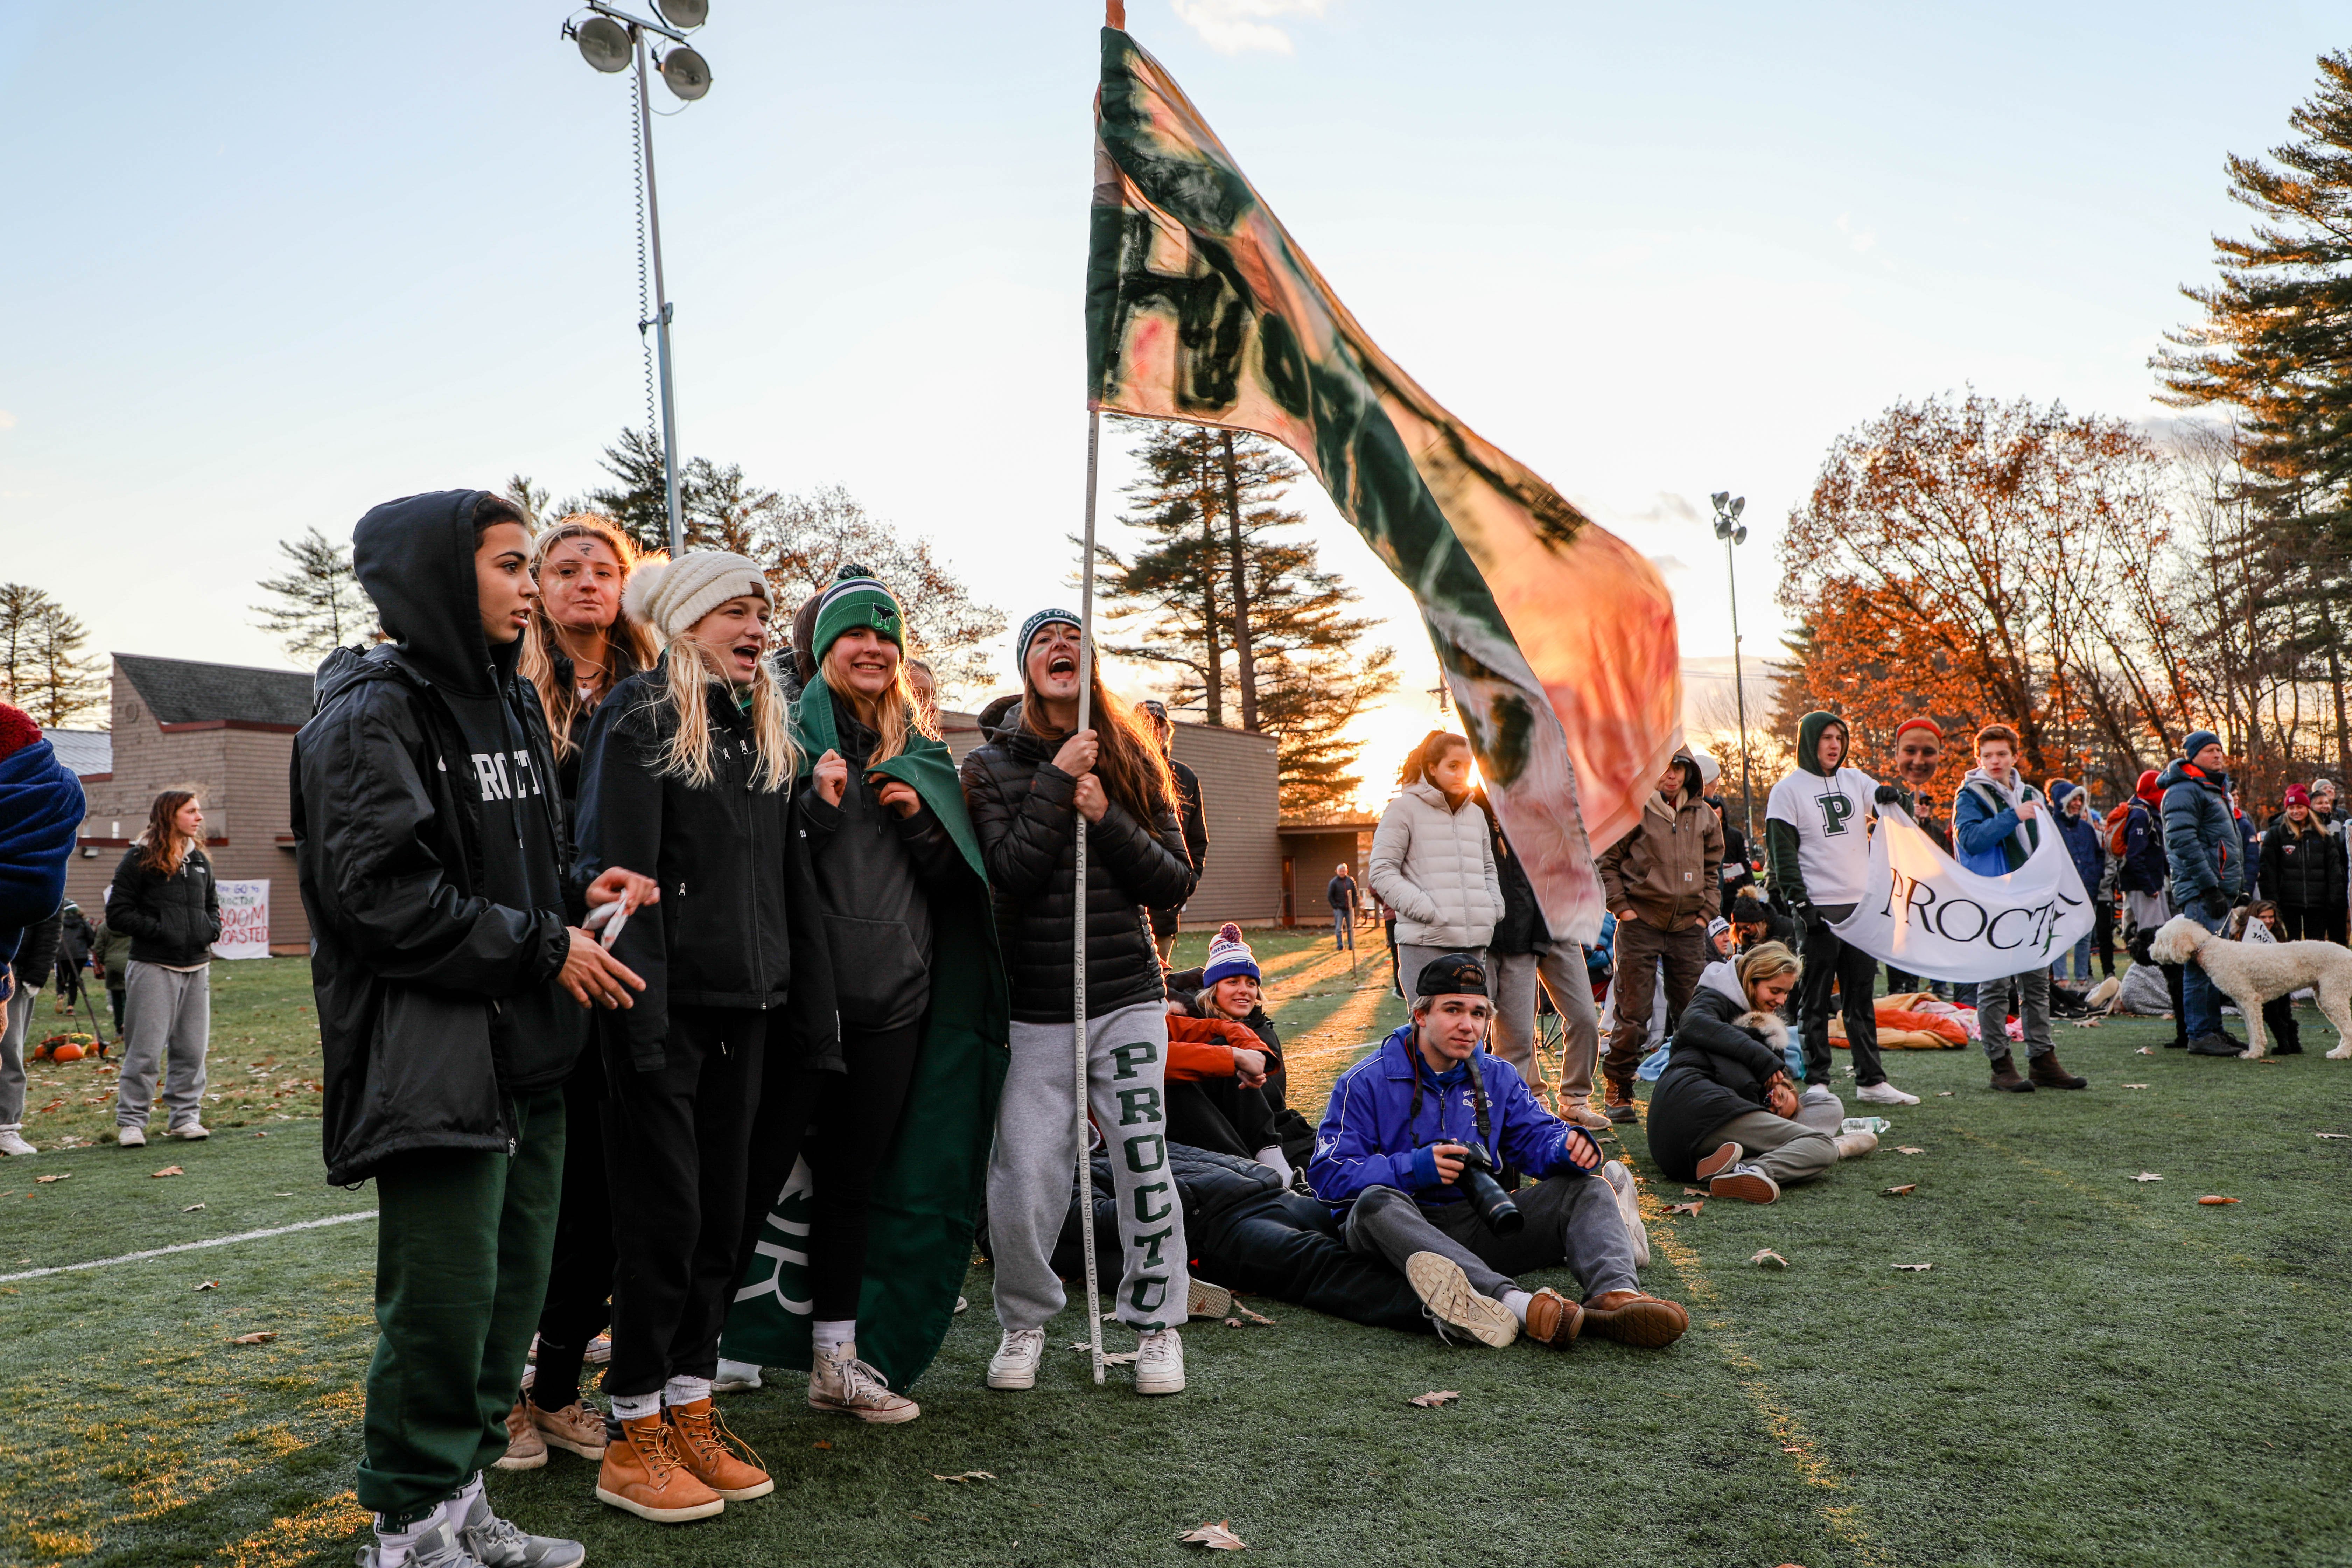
[1595,750,1723,1119]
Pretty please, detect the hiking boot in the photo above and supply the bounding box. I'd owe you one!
[666,1398,773,1500]
[987,1328,1045,1390]
[1600,1160,1650,1269]
[1135,1328,1185,1395]
[1603,1084,1638,1124]
[710,1359,763,1394]
[1186,1278,1235,1320]
[1833,1129,1878,1159]
[529,1399,608,1461]
[167,1120,211,1140]
[1694,1141,1744,1182]
[1403,1252,1518,1348]
[454,1486,585,1567]
[116,1125,146,1148]
[493,1397,547,1470]
[809,1343,919,1424]
[0,1126,35,1157]
[1709,1163,1780,1204]
[2028,1050,2087,1089]
[2188,1032,2246,1057]
[1521,1287,1582,1349]
[355,1514,483,1568]
[595,1413,724,1522]
[1578,1290,1690,1348]
[1988,1052,2035,1092]
[1855,1080,1919,1106]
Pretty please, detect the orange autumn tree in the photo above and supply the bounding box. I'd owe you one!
[1772,580,1988,779]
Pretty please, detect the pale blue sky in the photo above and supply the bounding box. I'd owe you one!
[1,1,2340,785]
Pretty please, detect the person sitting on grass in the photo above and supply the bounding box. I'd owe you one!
[1644,943,1880,1205]
[1308,952,1689,1352]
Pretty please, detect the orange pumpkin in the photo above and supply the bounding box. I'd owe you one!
[51,1042,83,1063]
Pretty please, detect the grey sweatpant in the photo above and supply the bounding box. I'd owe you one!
[990,1002,1189,1334]
[1343,1174,1638,1305]
[0,981,31,1127]
[115,961,210,1131]
[1709,1108,1839,1188]
[1976,967,2052,1061]
[1488,944,1600,1105]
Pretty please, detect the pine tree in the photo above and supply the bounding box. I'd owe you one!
[252,527,376,661]
[1096,420,1396,812]
[0,583,105,728]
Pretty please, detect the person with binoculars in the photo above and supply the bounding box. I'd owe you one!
[1307,952,1689,1352]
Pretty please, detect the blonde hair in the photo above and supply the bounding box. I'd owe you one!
[819,639,938,767]
[1737,941,1802,995]
[643,625,799,793]
[521,514,660,758]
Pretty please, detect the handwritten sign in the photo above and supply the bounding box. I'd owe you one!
[212,879,271,960]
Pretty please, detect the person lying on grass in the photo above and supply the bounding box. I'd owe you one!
[1644,943,1880,1205]
[1307,952,1688,1351]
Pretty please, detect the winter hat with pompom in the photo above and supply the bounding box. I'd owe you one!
[622,551,770,644]
[1202,922,1260,986]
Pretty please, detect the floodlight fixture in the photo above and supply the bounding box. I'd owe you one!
[573,15,632,71]
[654,0,709,28]
[659,45,712,100]
[1711,485,1757,846]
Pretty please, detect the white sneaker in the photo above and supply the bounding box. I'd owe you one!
[168,1121,211,1140]
[987,1328,1046,1391]
[117,1125,147,1148]
[809,1342,919,1423]
[1855,1080,1919,1106]
[1403,1252,1518,1348]
[1600,1160,1650,1270]
[710,1358,763,1393]
[1134,1328,1185,1395]
[0,1127,35,1157]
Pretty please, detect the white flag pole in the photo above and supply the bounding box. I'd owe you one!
[1075,406,1106,1386]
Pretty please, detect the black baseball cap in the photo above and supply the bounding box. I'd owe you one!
[1416,952,1489,1000]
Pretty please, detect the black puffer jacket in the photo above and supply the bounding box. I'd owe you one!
[960,699,1196,1023]
[2260,816,2346,911]
[105,846,222,967]
[1645,969,1788,1182]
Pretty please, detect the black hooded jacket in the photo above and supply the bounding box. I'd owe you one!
[959,697,1197,1023]
[104,847,221,967]
[1646,976,1788,1182]
[292,490,586,1186]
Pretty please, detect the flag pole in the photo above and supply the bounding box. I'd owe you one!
[1075,405,1106,1387]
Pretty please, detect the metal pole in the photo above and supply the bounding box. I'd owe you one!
[634,30,685,558]
[1074,407,1105,1386]
[1727,535,1754,849]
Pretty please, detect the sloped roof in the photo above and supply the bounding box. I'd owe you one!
[115,654,313,727]
[46,728,113,777]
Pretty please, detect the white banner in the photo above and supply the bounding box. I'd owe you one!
[1830,807,2093,983]
[212,879,271,960]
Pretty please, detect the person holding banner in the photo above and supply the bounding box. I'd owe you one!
[965,611,1198,1398]
[1954,726,2088,1092]
[106,790,222,1145]
[1765,713,1919,1109]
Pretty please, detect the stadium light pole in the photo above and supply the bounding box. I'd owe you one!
[1711,491,1754,849]
[564,1,715,558]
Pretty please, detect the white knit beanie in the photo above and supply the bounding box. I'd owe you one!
[622,552,770,643]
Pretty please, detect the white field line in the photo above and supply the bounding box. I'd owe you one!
[0,1209,378,1284]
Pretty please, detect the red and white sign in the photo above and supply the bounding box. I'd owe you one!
[212,880,271,960]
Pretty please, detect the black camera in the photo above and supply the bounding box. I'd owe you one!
[1452,1141,1522,1236]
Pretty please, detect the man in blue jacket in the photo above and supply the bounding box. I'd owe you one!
[1953,725,2088,1093]
[2159,731,2247,1056]
[1309,953,1687,1353]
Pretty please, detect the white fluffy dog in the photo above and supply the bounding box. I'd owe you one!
[2148,915,2352,1059]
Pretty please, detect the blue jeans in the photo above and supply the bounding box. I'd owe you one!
[2051,935,2093,983]
[1331,909,1355,950]
[2180,908,2228,1038]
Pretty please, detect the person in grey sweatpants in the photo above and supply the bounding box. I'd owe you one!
[117,961,210,1135]
[989,1001,1190,1334]
[1974,967,2051,1073]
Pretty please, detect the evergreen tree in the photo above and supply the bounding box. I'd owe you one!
[1096,419,1395,812]
[0,583,105,728]
[251,527,376,661]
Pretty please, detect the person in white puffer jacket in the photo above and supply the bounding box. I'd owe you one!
[1369,732,1503,987]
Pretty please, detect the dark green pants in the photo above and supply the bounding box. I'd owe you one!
[358,1088,565,1523]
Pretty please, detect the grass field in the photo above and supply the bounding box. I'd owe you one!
[4,932,2351,1568]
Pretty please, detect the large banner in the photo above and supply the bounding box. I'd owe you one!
[1831,809,2093,983]
[211,879,270,960]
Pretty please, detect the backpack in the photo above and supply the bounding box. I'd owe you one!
[2106,803,2133,860]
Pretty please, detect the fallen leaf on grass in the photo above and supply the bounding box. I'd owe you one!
[1935,1090,1953,1097]
[34,1173,69,1184]
[908,1513,931,1523]
[1668,1200,1704,1217]
[195,1280,219,1291]
[2317,1133,2351,1140]
[252,1131,267,1138]
[2135,1046,2154,1055]
[812,1441,832,1450]
[151,1166,183,1178]
[2122,1084,2150,1090]
[930,1471,995,1483]
[2198,1196,2240,1206]
[1407,1390,1461,1408]
[1750,1249,1790,1268]
[1682,1187,1703,1197]
[1891,1263,1932,1272]
[1895,1146,1924,1155]
[1230,1304,1277,1326]
[229,1331,276,1345]
[1178,1520,1247,1550]
[182,1203,206,1212]
[1881,1184,1917,1197]
[2132,1173,2163,1182]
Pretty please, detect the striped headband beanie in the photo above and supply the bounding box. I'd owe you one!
[810,562,903,659]
[1018,608,1086,661]
[1202,922,1260,985]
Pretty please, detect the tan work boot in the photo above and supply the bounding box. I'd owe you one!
[809,1342,920,1423]
[530,1398,609,1460]
[595,1412,724,1522]
[494,1395,547,1470]
[666,1398,774,1500]
[1521,1287,1582,1349]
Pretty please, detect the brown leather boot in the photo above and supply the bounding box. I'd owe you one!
[2028,1050,2087,1089]
[1603,1082,1638,1124]
[1521,1288,1582,1349]
[596,1413,724,1522]
[666,1398,774,1500]
[1987,1051,2034,1092]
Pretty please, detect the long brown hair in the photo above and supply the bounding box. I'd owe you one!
[1398,730,1471,789]
[1020,662,1174,824]
[138,789,200,876]
[820,640,938,767]
[520,515,660,758]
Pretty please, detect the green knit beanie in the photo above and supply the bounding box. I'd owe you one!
[809,562,904,661]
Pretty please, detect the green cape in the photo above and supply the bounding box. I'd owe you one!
[719,675,1008,1388]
